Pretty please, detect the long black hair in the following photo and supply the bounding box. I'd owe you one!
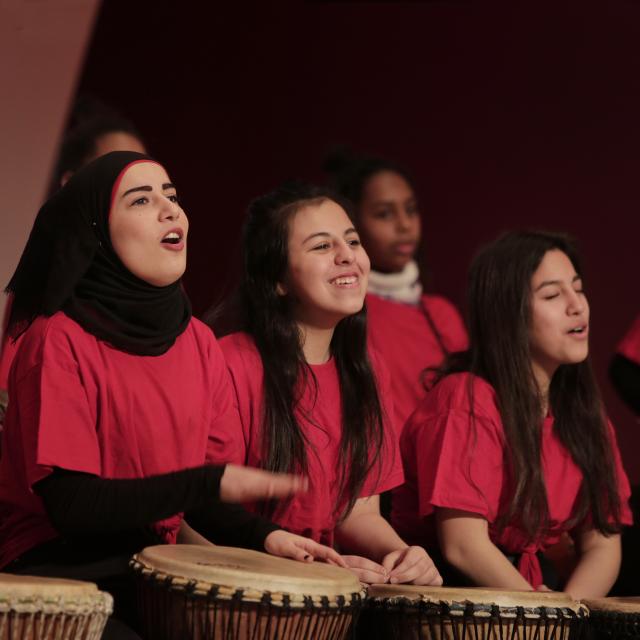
[439,230,622,540]
[238,181,386,520]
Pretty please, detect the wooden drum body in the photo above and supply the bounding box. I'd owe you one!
[359,585,588,640]
[583,597,640,640]
[130,544,364,640]
[0,573,113,640]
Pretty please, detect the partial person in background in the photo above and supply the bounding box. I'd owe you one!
[393,230,632,599]
[0,97,147,421]
[609,313,640,596]
[325,149,467,431]
[610,314,640,416]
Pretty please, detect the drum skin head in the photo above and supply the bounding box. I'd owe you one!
[582,597,640,614]
[132,545,361,598]
[0,572,107,599]
[367,584,583,612]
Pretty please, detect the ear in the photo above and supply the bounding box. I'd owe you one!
[276,282,287,296]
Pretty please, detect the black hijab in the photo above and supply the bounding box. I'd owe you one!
[6,151,191,355]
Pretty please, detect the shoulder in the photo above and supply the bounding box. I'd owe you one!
[422,372,500,421]
[421,294,464,322]
[11,312,95,380]
[219,332,263,372]
[22,312,93,355]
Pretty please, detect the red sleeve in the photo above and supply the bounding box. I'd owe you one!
[618,314,640,364]
[407,409,505,522]
[204,334,246,466]
[12,321,102,488]
[360,351,404,497]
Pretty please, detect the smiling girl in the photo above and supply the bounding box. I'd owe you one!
[213,182,442,586]
[326,150,467,429]
[392,231,632,599]
[0,154,342,638]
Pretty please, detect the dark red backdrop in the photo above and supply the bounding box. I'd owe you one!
[77,1,639,481]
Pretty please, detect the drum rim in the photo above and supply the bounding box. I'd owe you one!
[0,573,114,615]
[582,597,640,615]
[366,584,587,618]
[130,545,364,607]
[130,559,365,610]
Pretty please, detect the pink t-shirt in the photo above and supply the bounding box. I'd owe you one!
[618,314,640,365]
[366,293,468,430]
[0,312,240,568]
[392,372,633,588]
[215,332,404,546]
[0,294,20,391]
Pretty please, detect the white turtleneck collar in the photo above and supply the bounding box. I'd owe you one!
[367,260,423,305]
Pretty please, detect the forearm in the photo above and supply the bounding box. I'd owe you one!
[443,535,532,589]
[177,520,215,546]
[564,538,621,599]
[36,465,225,535]
[185,501,280,551]
[336,510,407,562]
[437,509,532,590]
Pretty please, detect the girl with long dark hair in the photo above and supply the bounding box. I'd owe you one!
[392,230,632,598]
[0,153,343,638]
[214,182,442,585]
[325,149,468,429]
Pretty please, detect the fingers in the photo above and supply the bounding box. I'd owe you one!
[342,555,388,584]
[536,584,552,592]
[386,547,442,586]
[302,541,348,568]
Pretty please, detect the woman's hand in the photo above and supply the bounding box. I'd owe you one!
[382,546,442,586]
[341,555,389,584]
[264,530,347,567]
[219,464,308,503]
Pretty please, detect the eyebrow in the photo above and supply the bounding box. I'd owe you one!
[121,183,176,198]
[302,227,358,244]
[535,274,582,291]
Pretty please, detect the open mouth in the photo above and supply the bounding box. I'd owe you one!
[568,326,587,334]
[330,275,358,286]
[161,230,183,245]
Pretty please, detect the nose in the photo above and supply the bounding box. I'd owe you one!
[396,209,414,231]
[160,198,181,221]
[567,289,587,316]
[335,241,356,264]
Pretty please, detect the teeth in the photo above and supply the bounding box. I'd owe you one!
[570,327,584,333]
[162,232,181,244]
[333,276,357,285]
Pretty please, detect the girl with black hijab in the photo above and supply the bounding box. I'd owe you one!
[0,152,343,638]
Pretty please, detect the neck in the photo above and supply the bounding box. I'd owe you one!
[298,323,334,364]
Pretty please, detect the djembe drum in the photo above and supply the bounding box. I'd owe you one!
[130,544,364,640]
[0,573,112,639]
[583,597,640,640]
[359,585,587,640]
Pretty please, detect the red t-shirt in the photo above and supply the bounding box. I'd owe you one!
[0,294,20,391]
[366,293,468,430]
[391,372,633,588]
[618,314,640,365]
[215,332,404,546]
[0,312,241,568]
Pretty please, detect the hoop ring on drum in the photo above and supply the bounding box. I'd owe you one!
[0,572,113,639]
[358,584,588,640]
[130,544,365,640]
[583,597,640,640]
